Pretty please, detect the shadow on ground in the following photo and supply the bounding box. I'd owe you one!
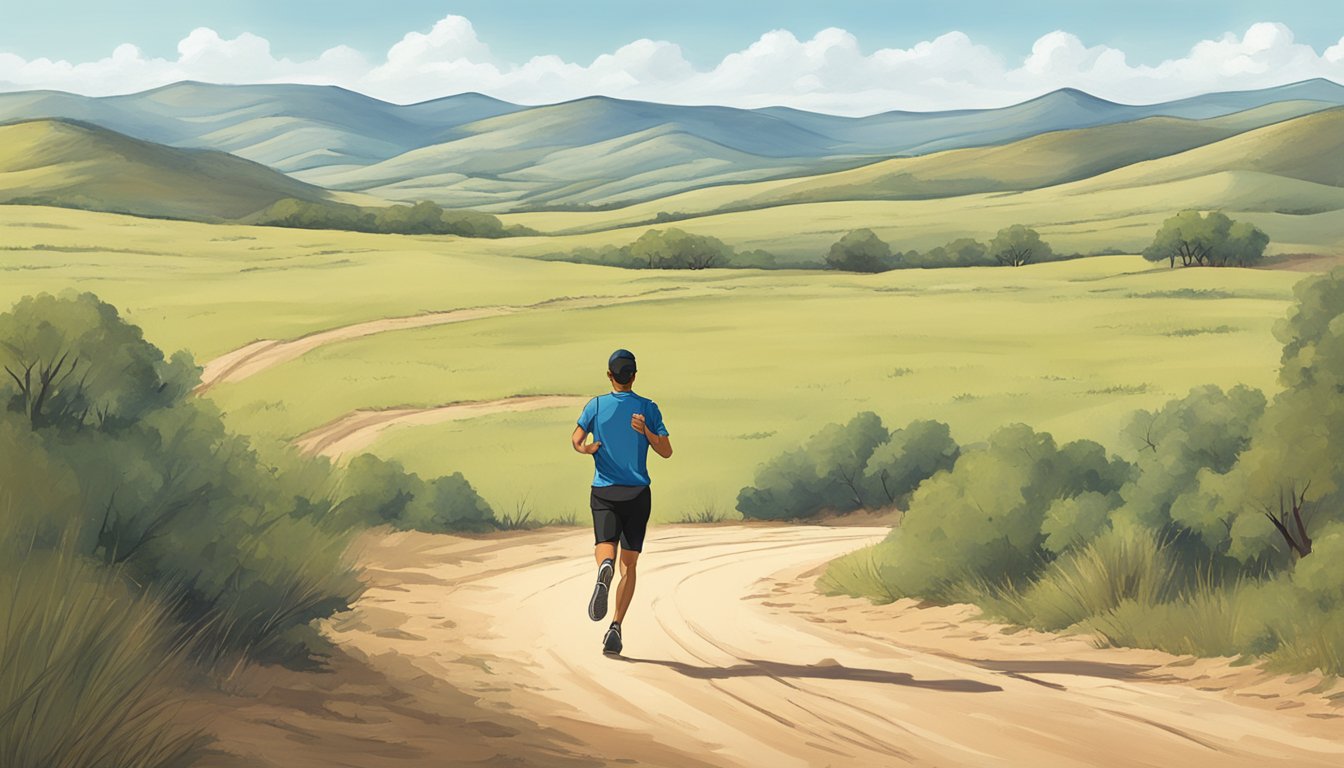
[616,656,1003,692]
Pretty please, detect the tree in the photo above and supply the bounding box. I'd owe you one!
[1142,211,1267,268]
[1167,269,1344,566]
[826,229,892,273]
[990,225,1052,267]
[940,238,991,267]
[1213,221,1270,267]
[0,292,197,430]
[628,228,730,269]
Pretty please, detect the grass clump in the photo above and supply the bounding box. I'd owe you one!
[0,542,207,768]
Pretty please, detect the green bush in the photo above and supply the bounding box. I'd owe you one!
[825,268,1344,675]
[403,472,496,533]
[738,412,889,519]
[0,292,362,663]
[825,229,894,272]
[739,414,959,520]
[860,419,959,508]
[874,425,1131,595]
[902,238,992,268]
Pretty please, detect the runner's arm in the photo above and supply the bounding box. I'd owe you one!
[572,425,601,455]
[631,415,673,458]
[646,430,673,459]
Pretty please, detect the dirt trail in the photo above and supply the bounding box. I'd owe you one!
[309,526,1344,768]
[196,290,678,392]
[294,394,589,459]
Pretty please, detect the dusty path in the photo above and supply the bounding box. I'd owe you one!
[294,394,588,459]
[317,526,1344,768]
[196,290,679,392]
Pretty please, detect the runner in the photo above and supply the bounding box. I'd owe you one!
[571,348,673,655]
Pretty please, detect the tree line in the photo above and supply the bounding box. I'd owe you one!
[251,198,534,238]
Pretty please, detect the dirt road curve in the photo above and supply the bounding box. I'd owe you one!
[196,290,683,392]
[327,526,1344,768]
[294,394,588,459]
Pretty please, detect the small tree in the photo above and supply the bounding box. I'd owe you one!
[990,225,1051,267]
[1212,221,1270,267]
[826,229,892,273]
[628,228,730,269]
[1142,211,1266,268]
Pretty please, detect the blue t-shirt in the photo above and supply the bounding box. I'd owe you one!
[577,391,669,487]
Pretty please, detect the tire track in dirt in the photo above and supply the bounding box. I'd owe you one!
[324,526,1344,768]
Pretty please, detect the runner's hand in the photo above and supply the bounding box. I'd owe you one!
[631,414,649,435]
[582,440,602,454]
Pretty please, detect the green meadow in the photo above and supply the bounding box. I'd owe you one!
[0,205,1306,523]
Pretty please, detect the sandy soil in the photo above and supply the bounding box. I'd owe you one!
[196,290,680,392]
[294,394,590,459]
[190,525,1344,767]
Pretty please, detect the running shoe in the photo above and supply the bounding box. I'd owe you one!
[602,621,623,656]
[587,558,615,621]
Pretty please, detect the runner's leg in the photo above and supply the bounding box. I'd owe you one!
[614,548,639,623]
[613,488,650,624]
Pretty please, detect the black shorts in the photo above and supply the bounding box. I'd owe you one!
[590,485,652,552]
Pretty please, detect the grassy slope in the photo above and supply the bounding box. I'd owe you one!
[188,248,1298,525]
[0,119,339,220]
[499,105,1344,253]
[0,206,1308,523]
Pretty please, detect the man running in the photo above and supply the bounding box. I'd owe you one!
[571,349,673,656]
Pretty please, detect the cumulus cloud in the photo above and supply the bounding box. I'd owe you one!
[1,16,1342,114]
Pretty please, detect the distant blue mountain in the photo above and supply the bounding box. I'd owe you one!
[1,78,1341,210]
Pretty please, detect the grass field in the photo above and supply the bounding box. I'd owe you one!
[0,204,1315,522]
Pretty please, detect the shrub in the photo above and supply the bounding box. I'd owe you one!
[826,229,892,272]
[403,472,496,533]
[869,424,1131,595]
[739,414,960,520]
[737,412,889,519]
[860,419,959,508]
[0,292,362,662]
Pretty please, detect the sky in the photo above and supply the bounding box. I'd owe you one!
[2,1,1343,114]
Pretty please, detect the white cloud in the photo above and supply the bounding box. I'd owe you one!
[1,16,1343,114]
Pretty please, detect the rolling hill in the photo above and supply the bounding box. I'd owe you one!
[500,102,1344,235]
[2,79,1343,211]
[0,82,522,174]
[0,118,341,220]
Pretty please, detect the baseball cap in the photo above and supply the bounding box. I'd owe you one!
[608,349,637,384]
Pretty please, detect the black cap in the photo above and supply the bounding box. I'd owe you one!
[608,349,637,384]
